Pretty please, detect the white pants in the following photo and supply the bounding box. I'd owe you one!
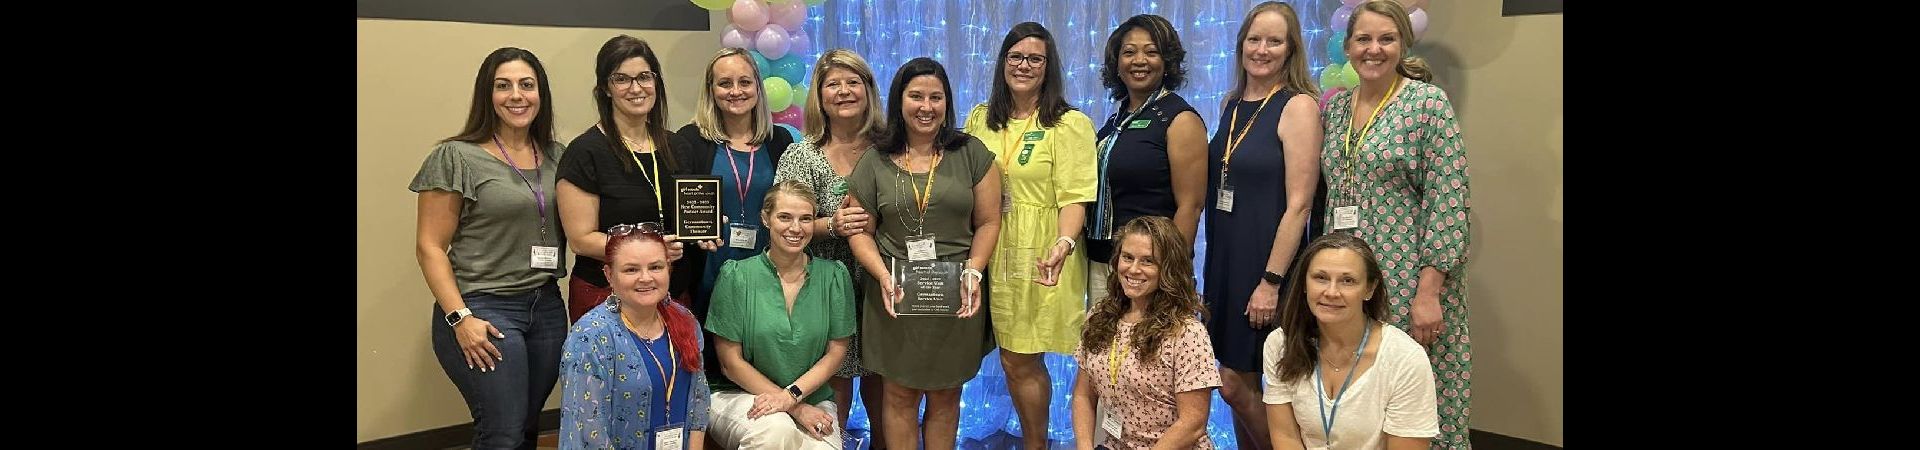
[709,390,844,449]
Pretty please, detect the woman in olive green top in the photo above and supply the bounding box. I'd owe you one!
[846,57,1003,450]
[706,180,855,448]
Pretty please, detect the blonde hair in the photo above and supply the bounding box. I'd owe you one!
[802,49,885,146]
[1346,0,1433,82]
[690,48,774,144]
[1225,1,1319,110]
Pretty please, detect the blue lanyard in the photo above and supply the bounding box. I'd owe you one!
[1313,321,1372,445]
[1091,88,1165,240]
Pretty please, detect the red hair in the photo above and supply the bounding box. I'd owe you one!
[606,230,703,371]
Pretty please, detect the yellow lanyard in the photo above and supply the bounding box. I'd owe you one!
[623,137,664,218]
[906,151,943,216]
[1339,78,1403,199]
[1107,329,1127,386]
[1221,84,1282,171]
[622,312,678,416]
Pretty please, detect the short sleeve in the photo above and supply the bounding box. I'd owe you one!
[409,141,478,200]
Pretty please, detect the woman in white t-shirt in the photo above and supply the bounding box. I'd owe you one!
[1262,233,1437,450]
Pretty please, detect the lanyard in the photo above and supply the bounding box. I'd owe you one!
[1312,322,1372,446]
[1338,78,1402,203]
[492,135,547,234]
[721,142,759,219]
[623,312,679,417]
[624,137,665,222]
[1091,88,1167,240]
[1221,84,1282,180]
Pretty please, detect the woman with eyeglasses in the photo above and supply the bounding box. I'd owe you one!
[557,35,707,324]
[704,180,854,449]
[410,47,568,449]
[559,223,711,449]
[960,22,1097,450]
[771,48,889,445]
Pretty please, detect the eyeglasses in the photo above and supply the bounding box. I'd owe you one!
[606,222,664,237]
[1005,53,1048,68]
[608,71,658,89]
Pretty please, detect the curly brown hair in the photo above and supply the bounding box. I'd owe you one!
[1080,216,1206,363]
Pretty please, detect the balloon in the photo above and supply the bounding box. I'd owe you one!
[790,84,808,111]
[1326,31,1348,65]
[1408,8,1429,41]
[756,24,792,60]
[764,76,794,112]
[771,55,808,84]
[1320,87,1345,110]
[1332,4,1355,29]
[1318,64,1343,90]
[770,0,807,30]
[729,0,769,32]
[1337,63,1359,89]
[776,123,802,141]
[773,106,804,128]
[750,51,773,76]
[691,0,732,11]
[787,28,813,60]
[720,25,752,49]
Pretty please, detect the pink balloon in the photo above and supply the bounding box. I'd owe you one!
[770,0,807,30]
[1332,4,1355,29]
[787,28,812,59]
[1409,8,1428,41]
[729,0,769,32]
[773,106,804,127]
[720,25,753,49]
[756,24,792,60]
[1320,87,1345,111]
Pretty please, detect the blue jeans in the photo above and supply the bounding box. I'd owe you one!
[432,281,565,450]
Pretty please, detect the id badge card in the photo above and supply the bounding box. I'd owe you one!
[531,245,560,269]
[1333,205,1360,230]
[906,234,937,261]
[653,423,685,449]
[728,223,759,249]
[1096,400,1122,443]
[1215,171,1235,212]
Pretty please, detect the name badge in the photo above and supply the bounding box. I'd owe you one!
[653,423,685,449]
[729,223,759,249]
[1333,206,1360,230]
[1126,119,1151,129]
[906,234,936,261]
[531,245,560,269]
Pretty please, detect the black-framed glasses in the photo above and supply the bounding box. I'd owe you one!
[608,71,658,89]
[1005,53,1047,67]
[606,222,664,237]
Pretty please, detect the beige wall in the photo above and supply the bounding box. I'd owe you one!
[356,14,725,443]
[1422,0,1563,445]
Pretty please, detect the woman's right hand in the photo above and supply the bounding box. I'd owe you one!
[833,202,870,237]
[788,403,838,440]
[455,317,506,372]
[880,271,903,318]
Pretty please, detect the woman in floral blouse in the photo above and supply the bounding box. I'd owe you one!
[560,223,710,449]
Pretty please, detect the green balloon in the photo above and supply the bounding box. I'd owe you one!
[691,0,731,11]
[764,77,794,112]
[791,85,808,111]
[1338,63,1360,88]
[1319,64,1343,90]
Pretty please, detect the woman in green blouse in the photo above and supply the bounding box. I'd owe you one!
[704,180,856,448]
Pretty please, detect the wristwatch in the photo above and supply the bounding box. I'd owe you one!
[445,307,474,326]
[785,384,804,399]
[1260,270,1286,286]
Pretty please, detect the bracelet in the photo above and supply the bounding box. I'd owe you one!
[1055,236,1077,254]
[962,268,984,282]
[826,215,840,238]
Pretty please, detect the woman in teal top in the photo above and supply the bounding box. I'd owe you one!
[705,180,856,448]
